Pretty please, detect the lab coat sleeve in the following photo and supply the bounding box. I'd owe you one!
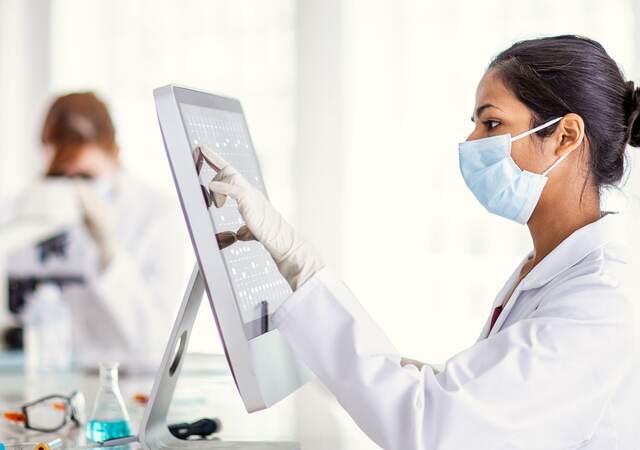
[272,268,633,450]
[86,208,185,363]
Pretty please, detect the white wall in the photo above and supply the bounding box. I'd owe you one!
[0,0,51,198]
[0,0,53,328]
[294,0,346,274]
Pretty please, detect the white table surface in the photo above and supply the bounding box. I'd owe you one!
[0,352,298,448]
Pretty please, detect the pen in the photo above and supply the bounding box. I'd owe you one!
[66,435,139,450]
[96,436,138,447]
[35,439,63,450]
[0,438,63,450]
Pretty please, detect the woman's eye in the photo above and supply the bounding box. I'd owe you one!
[483,120,501,130]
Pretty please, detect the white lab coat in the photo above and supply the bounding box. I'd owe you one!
[272,213,639,450]
[5,171,186,371]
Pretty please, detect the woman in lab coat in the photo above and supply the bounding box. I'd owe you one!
[7,92,185,371]
[206,35,640,449]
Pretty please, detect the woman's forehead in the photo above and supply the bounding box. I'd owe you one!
[475,70,518,110]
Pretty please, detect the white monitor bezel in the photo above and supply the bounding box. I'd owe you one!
[153,84,312,413]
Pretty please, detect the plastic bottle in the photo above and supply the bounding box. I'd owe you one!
[22,283,72,373]
[86,362,131,442]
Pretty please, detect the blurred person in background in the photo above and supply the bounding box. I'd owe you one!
[4,92,185,371]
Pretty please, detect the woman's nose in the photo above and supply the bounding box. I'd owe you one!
[465,130,479,142]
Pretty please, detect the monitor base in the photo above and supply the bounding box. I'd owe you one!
[138,265,299,450]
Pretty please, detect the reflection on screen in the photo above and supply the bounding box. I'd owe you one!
[179,103,291,339]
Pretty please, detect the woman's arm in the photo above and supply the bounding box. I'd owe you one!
[273,270,632,450]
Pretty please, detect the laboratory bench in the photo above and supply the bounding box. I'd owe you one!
[0,353,296,448]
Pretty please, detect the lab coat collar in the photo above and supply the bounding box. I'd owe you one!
[519,212,623,291]
[479,212,625,340]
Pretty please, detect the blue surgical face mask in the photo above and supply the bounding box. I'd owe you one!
[458,117,571,224]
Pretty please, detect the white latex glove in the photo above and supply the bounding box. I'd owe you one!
[200,145,324,291]
[400,357,425,370]
[400,357,442,374]
[76,181,116,270]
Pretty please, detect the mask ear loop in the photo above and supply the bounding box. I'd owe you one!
[511,117,562,142]
[542,148,574,176]
[509,117,568,176]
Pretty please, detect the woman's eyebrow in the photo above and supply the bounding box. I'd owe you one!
[471,103,501,122]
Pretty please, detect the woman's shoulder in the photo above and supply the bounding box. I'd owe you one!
[540,240,635,322]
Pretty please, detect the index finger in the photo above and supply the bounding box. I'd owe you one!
[196,145,230,172]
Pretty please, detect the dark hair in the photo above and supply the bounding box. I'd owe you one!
[489,35,640,190]
[41,92,118,176]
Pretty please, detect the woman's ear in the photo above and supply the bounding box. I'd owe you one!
[555,113,585,156]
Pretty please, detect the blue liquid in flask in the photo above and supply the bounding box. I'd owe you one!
[86,419,131,442]
[87,362,131,443]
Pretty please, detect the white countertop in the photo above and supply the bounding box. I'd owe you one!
[0,352,297,447]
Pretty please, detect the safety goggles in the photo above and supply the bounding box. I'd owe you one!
[3,391,85,432]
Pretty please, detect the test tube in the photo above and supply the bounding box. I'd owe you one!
[35,438,62,450]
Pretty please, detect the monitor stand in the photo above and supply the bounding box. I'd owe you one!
[138,264,299,450]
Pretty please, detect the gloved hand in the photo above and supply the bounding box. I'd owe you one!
[401,357,442,374]
[76,181,116,270]
[200,145,324,291]
[400,357,425,370]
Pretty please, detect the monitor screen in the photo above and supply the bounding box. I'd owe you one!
[177,100,291,340]
[155,85,314,412]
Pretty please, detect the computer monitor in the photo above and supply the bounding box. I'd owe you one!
[153,85,313,413]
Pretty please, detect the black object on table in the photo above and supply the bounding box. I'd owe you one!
[168,418,222,439]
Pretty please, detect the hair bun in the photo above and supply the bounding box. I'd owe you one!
[625,80,640,147]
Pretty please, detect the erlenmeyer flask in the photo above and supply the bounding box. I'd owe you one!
[86,362,131,442]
